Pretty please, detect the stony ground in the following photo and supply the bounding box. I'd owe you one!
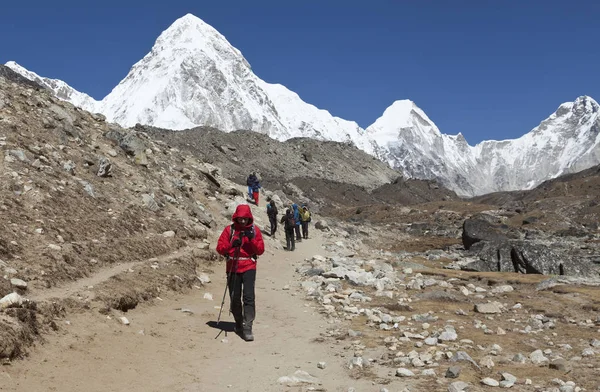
[1,68,600,392]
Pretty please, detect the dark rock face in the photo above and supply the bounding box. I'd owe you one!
[0,65,44,89]
[462,218,508,250]
[461,221,600,278]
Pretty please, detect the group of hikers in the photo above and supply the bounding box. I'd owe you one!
[266,199,311,252]
[214,173,313,342]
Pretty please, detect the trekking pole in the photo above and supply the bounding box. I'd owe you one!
[216,232,243,325]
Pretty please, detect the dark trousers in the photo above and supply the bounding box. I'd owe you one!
[228,269,256,327]
[301,221,309,239]
[285,227,295,251]
[269,216,277,236]
[294,224,302,240]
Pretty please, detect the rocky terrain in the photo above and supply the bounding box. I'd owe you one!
[1,66,600,391]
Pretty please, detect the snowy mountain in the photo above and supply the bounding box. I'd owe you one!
[366,96,600,196]
[5,14,600,197]
[5,61,99,111]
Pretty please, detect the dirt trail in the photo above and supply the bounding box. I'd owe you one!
[0,227,401,392]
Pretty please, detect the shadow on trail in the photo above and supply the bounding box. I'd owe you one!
[206,320,235,332]
[206,320,242,340]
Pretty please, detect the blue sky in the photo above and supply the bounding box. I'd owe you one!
[1,1,598,144]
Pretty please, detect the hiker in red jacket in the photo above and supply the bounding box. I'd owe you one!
[216,204,265,341]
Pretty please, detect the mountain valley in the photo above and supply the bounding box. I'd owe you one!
[1,60,600,391]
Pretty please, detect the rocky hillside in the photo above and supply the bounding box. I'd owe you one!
[140,125,457,214]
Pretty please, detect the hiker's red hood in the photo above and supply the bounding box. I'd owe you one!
[232,204,254,227]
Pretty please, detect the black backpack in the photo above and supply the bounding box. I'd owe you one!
[285,213,295,229]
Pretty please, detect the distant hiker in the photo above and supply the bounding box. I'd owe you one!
[251,180,261,206]
[291,203,302,241]
[280,208,296,251]
[216,204,265,341]
[266,198,278,237]
[246,172,258,200]
[300,205,311,239]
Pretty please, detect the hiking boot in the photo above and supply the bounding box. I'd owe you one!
[242,325,254,341]
[234,321,243,335]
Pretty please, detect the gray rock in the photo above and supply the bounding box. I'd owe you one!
[481,377,499,387]
[451,351,481,370]
[97,157,112,177]
[445,366,461,378]
[581,348,595,357]
[448,381,470,392]
[474,302,502,314]
[119,133,146,156]
[395,368,414,377]
[315,220,329,231]
[549,358,571,372]
[530,349,549,365]
[513,353,527,363]
[10,278,27,290]
[439,327,458,341]
[462,218,508,250]
[142,194,160,211]
[501,373,517,383]
[277,370,319,385]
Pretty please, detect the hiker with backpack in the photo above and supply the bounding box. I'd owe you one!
[216,204,265,341]
[251,180,261,206]
[300,204,311,239]
[291,203,302,241]
[246,172,258,200]
[266,198,278,237]
[280,208,296,251]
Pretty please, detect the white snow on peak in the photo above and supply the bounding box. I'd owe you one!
[5,14,600,197]
[5,61,100,111]
[366,99,442,146]
[257,81,372,150]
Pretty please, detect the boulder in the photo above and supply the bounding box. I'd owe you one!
[463,238,600,278]
[462,218,508,250]
[97,157,113,177]
[315,220,329,231]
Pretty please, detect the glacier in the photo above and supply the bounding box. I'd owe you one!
[5,13,600,197]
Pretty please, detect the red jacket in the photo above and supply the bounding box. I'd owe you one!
[216,204,265,273]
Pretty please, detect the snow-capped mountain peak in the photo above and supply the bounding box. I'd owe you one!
[5,13,600,197]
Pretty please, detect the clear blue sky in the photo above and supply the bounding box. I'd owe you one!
[1,1,598,144]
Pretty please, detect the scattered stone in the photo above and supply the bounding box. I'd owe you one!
[513,353,527,363]
[10,278,27,290]
[530,349,549,365]
[203,293,213,301]
[474,302,502,314]
[451,351,481,370]
[119,316,130,325]
[317,362,326,369]
[198,274,211,284]
[445,366,461,378]
[549,358,571,372]
[277,370,319,385]
[448,381,470,392]
[439,326,458,341]
[581,348,595,357]
[0,292,24,309]
[481,377,500,387]
[395,368,415,377]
